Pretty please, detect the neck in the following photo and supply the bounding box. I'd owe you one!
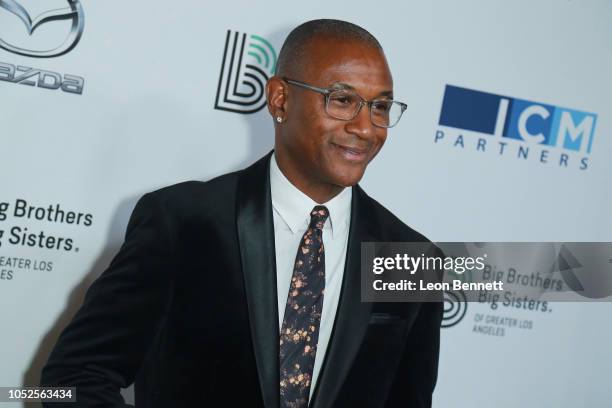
[274,151,344,204]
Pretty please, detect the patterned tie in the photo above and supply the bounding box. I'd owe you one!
[279,205,329,408]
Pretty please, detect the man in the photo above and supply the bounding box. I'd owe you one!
[41,19,442,407]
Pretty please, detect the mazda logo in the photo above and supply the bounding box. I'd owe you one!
[0,0,85,58]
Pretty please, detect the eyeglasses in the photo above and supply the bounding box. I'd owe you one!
[282,77,407,128]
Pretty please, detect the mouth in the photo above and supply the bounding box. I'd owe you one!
[331,143,370,163]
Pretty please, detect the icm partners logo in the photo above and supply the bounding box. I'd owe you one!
[0,0,85,94]
[435,85,598,170]
[214,30,277,114]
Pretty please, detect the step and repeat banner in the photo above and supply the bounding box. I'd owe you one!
[1,0,610,407]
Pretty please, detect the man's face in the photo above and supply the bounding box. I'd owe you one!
[276,36,394,190]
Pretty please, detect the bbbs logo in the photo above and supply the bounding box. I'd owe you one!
[214,30,277,114]
[435,85,598,170]
[442,290,468,328]
[0,0,85,94]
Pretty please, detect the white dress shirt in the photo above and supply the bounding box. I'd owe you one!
[269,153,352,400]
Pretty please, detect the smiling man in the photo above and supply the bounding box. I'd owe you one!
[41,19,442,408]
[269,31,396,203]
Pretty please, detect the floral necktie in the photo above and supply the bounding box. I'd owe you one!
[279,205,329,407]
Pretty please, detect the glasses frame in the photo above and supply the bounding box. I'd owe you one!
[282,77,407,128]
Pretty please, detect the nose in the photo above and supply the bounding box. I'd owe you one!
[345,102,377,140]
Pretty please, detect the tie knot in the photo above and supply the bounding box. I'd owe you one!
[309,205,329,230]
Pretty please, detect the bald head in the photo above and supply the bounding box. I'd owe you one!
[266,19,394,203]
[275,19,383,78]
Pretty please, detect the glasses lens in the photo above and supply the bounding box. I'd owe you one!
[326,90,361,120]
[371,100,404,128]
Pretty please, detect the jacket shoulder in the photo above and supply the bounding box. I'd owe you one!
[139,170,241,217]
[152,169,240,196]
[358,186,431,243]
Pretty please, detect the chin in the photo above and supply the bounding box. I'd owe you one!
[330,167,366,188]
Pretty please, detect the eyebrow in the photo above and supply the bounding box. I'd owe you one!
[329,82,394,98]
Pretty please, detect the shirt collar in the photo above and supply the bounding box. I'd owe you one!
[270,153,352,239]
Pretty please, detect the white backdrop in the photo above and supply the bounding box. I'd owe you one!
[1,1,611,407]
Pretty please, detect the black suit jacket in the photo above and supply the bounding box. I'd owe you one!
[41,152,442,407]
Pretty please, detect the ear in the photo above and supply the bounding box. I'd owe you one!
[266,76,288,122]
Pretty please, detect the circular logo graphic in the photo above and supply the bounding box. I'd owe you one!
[442,289,467,328]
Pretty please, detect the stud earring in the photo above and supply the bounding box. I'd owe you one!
[276,116,283,123]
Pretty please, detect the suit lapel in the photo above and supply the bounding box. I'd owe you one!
[236,152,280,408]
[309,185,375,408]
[236,157,386,408]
